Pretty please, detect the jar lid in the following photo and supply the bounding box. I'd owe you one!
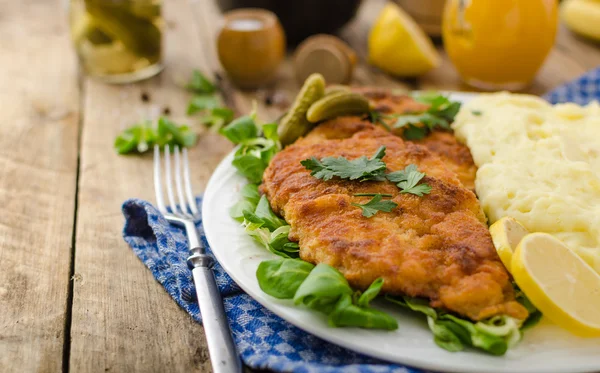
[293,34,357,85]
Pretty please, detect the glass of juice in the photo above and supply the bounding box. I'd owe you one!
[70,0,163,83]
[442,0,558,91]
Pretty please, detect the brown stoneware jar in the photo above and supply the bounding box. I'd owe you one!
[217,9,286,89]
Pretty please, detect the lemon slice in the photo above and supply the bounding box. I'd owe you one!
[512,233,600,337]
[368,3,441,77]
[489,217,529,273]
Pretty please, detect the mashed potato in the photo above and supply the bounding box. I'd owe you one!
[452,93,600,273]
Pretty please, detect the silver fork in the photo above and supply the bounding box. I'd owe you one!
[153,144,241,373]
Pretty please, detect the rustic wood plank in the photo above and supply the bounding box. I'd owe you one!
[555,24,600,72]
[68,0,232,372]
[0,0,79,372]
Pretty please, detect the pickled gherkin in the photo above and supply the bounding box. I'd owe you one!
[70,0,163,83]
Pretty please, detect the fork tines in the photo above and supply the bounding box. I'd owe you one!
[153,145,199,219]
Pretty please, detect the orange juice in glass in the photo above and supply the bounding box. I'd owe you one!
[442,0,558,91]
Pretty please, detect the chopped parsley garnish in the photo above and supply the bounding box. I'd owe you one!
[366,111,391,131]
[367,93,461,140]
[301,148,432,197]
[386,164,432,196]
[472,110,482,116]
[300,146,387,182]
[351,194,398,218]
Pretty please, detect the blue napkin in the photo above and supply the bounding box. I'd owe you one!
[122,67,600,373]
[123,198,418,373]
[543,67,600,104]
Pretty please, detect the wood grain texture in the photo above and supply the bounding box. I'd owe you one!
[68,0,232,372]
[0,0,79,372]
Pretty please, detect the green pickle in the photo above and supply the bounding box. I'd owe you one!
[70,0,163,82]
[306,91,370,123]
[277,73,326,146]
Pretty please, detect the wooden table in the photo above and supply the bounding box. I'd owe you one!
[2,0,599,372]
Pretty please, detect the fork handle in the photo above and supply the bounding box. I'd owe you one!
[188,252,241,373]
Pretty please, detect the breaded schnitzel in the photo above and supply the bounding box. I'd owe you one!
[352,88,477,190]
[261,119,528,321]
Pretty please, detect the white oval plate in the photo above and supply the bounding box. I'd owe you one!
[202,93,600,373]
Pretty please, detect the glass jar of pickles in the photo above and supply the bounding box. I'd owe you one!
[70,0,163,83]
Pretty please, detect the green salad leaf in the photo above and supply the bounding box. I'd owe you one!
[187,94,219,115]
[230,184,298,258]
[156,117,197,147]
[257,259,315,299]
[229,184,261,222]
[351,194,398,218]
[114,117,197,155]
[514,285,543,331]
[220,115,259,144]
[221,115,280,184]
[252,195,286,231]
[243,219,298,258]
[198,107,235,132]
[301,146,387,182]
[294,264,354,314]
[356,277,384,308]
[185,70,236,131]
[386,295,534,355]
[255,260,397,330]
[186,70,216,94]
[328,293,398,330]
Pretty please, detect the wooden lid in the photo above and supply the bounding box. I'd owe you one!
[293,34,356,85]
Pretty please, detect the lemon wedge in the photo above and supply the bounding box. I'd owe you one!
[561,0,600,42]
[512,233,600,337]
[368,3,441,77]
[489,217,529,273]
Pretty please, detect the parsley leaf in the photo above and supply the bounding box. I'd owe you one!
[402,125,429,140]
[389,93,461,140]
[472,110,482,116]
[351,194,398,218]
[186,70,216,94]
[386,164,432,196]
[366,111,391,131]
[400,183,432,196]
[301,146,387,182]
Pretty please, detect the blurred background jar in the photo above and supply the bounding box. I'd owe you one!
[70,0,163,83]
[217,9,285,89]
[443,0,558,91]
[215,0,362,45]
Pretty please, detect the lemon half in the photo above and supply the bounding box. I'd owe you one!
[368,3,440,77]
[489,217,530,273]
[512,233,600,337]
